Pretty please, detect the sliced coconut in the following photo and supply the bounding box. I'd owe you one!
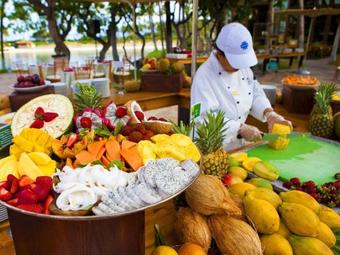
[125,100,146,124]
[143,121,173,134]
[11,94,74,138]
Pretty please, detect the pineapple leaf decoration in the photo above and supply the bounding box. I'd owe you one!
[74,83,103,112]
[171,120,194,136]
[195,110,228,154]
[194,110,229,177]
[310,82,338,138]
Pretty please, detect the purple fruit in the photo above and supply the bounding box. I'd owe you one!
[17,76,25,82]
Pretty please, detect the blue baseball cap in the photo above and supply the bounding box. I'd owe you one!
[216,23,258,69]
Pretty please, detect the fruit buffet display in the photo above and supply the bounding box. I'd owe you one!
[282,75,319,86]
[0,85,201,216]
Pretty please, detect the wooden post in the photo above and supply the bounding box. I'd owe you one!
[331,18,340,62]
[304,17,316,61]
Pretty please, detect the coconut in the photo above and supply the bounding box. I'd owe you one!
[185,175,241,217]
[208,215,262,255]
[143,121,173,134]
[175,207,212,252]
[124,100,146,124]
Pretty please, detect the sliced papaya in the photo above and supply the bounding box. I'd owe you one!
[105,140,121,161]
[121,140,136,150]
[120,146,143,171]
[52,140,65,159]
[64,148,75,159]
[101,156,110,168]
[96,147,106,160]
[75,150,96,165]
[66,158,74,168]
[88,140,106,158]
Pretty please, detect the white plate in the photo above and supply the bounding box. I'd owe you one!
[0,112,15,125]
[10,80,51,93]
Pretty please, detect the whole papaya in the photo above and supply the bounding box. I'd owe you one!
[288,235,333,255]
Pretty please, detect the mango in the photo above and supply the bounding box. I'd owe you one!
[277,220,291,238]
[39,161,57,176]
[247,178,273,190]
[253,161,279,181]
[0,159,19,181]
[288,235,333,255]
[261,233,293,255]
[246,188,282,209]
[280,190,320,213]
[228,158,239,167]
[12,136,34,152]
[316,222,336,247]
[229,152,248,162]
[9,144,23,159]
[243,196,280,234]
[229,183,256,198]
[279,203,320,237]
[228,166,248,180]
[242,157,262,171]
[151,134,170,144]
[318,206,340,229]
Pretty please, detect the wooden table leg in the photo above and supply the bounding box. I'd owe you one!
[289,57,293,67]
[8,209,145,255]
[298,56,304,68]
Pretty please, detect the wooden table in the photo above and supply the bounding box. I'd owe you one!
[0,88,310,255]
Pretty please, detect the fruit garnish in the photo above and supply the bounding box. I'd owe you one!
[80,117,92,129]
[35,107,45,119]
[0,187,12,201]
[30,119,44,129]
[135,111,145,121]
[116,106,128,118]
[43,112,59,122]
[66,133,79,148]
[148,116,158,121]
[158,118,167,122]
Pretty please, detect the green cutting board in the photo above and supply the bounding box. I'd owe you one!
[247,134,340,185]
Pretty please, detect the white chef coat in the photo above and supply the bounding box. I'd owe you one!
[191,53,271,150]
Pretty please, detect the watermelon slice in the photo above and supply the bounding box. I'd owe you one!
[11,94,74,138]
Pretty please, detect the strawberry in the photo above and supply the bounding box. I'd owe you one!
[17,189,38,204]
[0,187,12,201]
[17,204,43,214]
[134,111,145,121]
[35,176,52,190]
[30,119,44,129]
[0,181,10,190]
[158,117,167,122]
[134,123,146,134]
[128,131,144,143]
[18,176,34,188]
[66,133,79,147]
[43,195,53,214]
[305,181,316,188]
[10,178,19,194]
[43,112,59,122]
[34,107,45,119]
[145,130,155,138]
[115,106,127,118]
[32,185,50,201]
[80,117,92,129]
[7,198,18,206]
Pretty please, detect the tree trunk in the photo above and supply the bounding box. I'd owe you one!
[99,44,111,62]
[158,3,165,51]
[148,5,158,51]
[47,17,70,59]
[164,1,172,52]
[0,0,6,70]
[322,15,331,44]
[266,0,275,50]
[331,19,340,62]
[298,0,304,48]
[110,5,119,61]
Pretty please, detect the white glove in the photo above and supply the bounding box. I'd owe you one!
[265,111,293,132]
[239,123,263,142]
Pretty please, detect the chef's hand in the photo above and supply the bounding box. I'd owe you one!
[239,123,263,142]
[265,111,293,132]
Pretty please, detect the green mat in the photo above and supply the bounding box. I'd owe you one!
[247,134,340,185]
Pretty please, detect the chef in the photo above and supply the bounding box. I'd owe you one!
[191,22,292,150]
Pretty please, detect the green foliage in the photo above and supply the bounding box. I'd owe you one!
[147,50,166,59]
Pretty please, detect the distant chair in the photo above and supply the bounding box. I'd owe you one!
[13,62,29,77]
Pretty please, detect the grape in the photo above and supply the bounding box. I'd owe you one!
[17,75,25,82]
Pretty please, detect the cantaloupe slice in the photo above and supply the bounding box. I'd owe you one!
[66,158,74,169]
[75,150,96,165]
[121,140,136,150]
[87,140,106,158]
[105,140,121,161]
[120,146,143,171]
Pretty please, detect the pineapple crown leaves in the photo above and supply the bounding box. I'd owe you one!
[194,110,228,154]
[75,83,103,112]
[171,120,194,136]
[314,82,337,114]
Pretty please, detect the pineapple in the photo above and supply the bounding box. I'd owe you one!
[309,83,337,138]
[195,110,229,177]
[74,83,103,112]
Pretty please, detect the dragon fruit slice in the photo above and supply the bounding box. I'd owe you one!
[74,108,103,131]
